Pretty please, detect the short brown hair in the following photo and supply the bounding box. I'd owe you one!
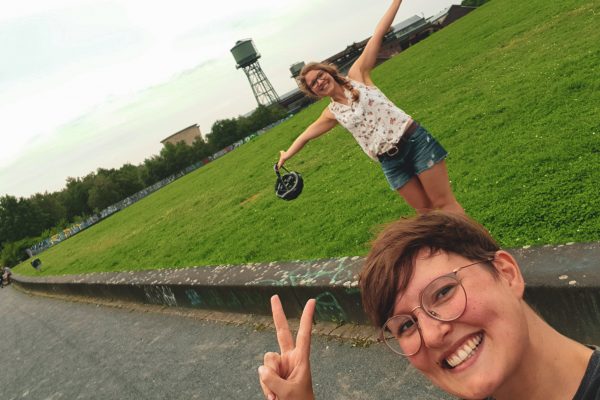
[360,211,500,327]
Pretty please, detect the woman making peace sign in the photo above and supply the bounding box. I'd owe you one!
[277,0,463,214]
[258,212,600,399]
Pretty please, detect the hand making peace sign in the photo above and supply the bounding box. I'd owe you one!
[258,295,316,400]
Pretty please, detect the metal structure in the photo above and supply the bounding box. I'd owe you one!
[230,39,280,106]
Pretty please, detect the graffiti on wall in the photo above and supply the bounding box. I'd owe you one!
[184,287,265,312]
[249,257,360,323]
[315,291,348,322]
[252,257,356,288]
[143,286,177,306]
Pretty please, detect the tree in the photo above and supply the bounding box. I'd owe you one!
[61,175,94,220]
[191,135,214,161]
[88,175,122,212]
[247,104,287,133]
[143,154,170,185]
[207,104,288,152]
[207,118,240,150]
[29,192,66,233]
[0,195,21,248]
[0,195,46,249]
[161,142,195,174]
[1,236,39,268]
[112,163,145,198]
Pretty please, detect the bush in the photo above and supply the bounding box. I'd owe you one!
[1,237,40,268]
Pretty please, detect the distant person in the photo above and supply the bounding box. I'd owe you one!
[277,0,463,214]
[1,266,11,287]
[258,212,600,399]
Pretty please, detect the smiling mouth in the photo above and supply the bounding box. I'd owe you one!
[442,332,484,369]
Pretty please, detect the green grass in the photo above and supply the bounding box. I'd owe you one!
[14,0,600,276]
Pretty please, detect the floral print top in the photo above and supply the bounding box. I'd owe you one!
[328,79,412,160]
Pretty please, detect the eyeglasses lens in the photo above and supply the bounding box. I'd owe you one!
[422,276,466,321]
[310,71,324,89]
[383,316,421,356]
[382,276,466,356]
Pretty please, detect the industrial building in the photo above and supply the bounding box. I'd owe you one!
[160,124,202,146]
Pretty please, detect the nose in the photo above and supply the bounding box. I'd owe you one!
[415,309,452,349]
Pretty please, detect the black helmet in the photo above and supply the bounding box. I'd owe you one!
[274,164,304,200]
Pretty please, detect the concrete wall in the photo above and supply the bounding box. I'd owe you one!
[12,242,600,344]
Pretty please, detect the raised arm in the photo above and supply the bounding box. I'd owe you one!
[348,0,402,84]
[277,107,338,169]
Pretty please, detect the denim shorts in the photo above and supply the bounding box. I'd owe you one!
[378,125,448,190]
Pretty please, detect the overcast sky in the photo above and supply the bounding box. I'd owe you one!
[0,0,459,198]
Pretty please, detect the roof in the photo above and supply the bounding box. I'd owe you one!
[428,5,477,24]
[160,124,200,143]
[392,15,426,33]
[428,7,451,23]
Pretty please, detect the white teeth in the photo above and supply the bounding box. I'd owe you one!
[467,338,477,349]
[445,333,483,368]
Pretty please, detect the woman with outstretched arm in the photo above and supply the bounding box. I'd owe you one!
[277,0,463,214]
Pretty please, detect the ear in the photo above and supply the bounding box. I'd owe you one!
[491,250,525,298]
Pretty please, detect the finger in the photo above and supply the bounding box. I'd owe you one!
[258,365,278,400]
[271,295,294,353]
[278,151,286,168]
[259,365,287,398]
[295,299,316,357]
[263,352,281,376]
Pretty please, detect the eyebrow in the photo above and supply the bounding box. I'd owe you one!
[391,292,411,316]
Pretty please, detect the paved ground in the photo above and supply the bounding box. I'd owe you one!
[0,287,449,400]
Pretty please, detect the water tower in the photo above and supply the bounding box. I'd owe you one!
[231,39,280,106]
[290,61,305,86]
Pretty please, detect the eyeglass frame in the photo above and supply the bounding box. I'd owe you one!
[381,257,495,357]
[308,70,327,91]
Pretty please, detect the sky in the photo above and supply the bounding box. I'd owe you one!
[0,0,459,198]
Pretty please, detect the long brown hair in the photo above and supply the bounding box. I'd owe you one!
[360,211,500,328]
[298,62,360,102]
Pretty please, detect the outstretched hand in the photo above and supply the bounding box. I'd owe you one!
[277,151,288,170]
[258,295,316,400]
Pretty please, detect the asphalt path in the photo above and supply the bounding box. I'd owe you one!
[0,287,450,399]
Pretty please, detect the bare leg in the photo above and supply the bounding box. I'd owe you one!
[416,160,464,214]
[396,176,434,214]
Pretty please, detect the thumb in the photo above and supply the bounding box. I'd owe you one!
[258,365,288,397]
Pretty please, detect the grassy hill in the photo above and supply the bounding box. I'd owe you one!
[14,0,600,276]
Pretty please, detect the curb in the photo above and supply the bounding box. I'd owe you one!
[12,242,600,343]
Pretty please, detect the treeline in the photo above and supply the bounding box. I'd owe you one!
[0,104,288,268]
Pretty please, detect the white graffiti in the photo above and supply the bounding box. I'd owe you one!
[143,286,177,306]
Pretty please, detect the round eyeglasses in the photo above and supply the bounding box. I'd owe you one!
[381,259,493,356]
